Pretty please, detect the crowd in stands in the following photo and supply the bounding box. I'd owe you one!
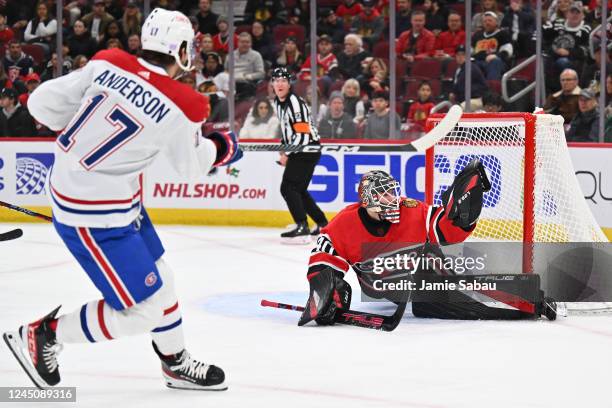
[0,0,611,141]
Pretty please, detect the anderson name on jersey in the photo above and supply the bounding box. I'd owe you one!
[28,49,217,228]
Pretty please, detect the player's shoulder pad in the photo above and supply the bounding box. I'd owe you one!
[91,49,208,123]
[324,203,361,232]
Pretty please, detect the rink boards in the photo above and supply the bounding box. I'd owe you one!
[0,139,610,239]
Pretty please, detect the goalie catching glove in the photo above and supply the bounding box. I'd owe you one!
[441,159,491,230]
[298,267,352,326]
[205,131,243,166]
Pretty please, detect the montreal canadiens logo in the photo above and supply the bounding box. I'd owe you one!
[145,272,157,287]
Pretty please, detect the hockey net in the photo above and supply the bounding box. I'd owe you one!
[425,112,610,314]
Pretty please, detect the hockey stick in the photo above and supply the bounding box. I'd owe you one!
[0,201,53,222]
[0,228,23,241]
[241,105,463,153]
[261,299,407,332]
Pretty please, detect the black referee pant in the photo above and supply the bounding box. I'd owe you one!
[281,152,328,226]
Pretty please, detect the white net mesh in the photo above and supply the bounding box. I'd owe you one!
[428,113,607,243]
[427,113,610,314]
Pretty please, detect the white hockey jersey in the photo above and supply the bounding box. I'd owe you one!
[28,49,217,228]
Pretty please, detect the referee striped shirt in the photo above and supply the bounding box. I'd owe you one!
[274,92,320,150]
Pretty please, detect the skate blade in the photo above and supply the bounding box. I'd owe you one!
[3,331,51,389]
[164,378,228,391]
[280,236,313,245]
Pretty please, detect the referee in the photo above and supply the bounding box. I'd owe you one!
[271,67,328,241]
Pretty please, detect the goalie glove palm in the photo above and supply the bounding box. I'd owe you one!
[298,268,352,326]
[441,159,491,230]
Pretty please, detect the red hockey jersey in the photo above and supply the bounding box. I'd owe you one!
[309,199,474,276]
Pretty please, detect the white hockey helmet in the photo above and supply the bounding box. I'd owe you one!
[141,8,195,71]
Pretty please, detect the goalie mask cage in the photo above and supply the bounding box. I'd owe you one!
[425,112,609,312]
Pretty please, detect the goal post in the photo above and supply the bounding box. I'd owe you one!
[424,111,607,270]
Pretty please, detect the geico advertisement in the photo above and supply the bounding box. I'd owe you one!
[0,141,609,228]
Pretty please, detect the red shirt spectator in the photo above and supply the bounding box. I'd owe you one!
[336,0,363,28]
[212,16,238,58]
[396,11,435,61]
[0,14,14,46]
[408,81,435,129]
[433,12,465,58]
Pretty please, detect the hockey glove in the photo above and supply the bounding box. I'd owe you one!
[205,131,243,166]
[441,159,491,230]
[298,267,352,326]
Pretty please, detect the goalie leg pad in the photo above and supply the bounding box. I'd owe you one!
[298,267,352,326]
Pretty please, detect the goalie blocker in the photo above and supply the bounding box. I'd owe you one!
[298,162,557,327]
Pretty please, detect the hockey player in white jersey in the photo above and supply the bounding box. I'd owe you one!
[3,9,241,391]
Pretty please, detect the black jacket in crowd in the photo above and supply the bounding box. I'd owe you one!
[566,108,600,142]
[318,112,357,139]
[0,105,37,137]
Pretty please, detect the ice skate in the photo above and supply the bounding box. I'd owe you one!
[3,306,63,389]
[153,342,227,391]
[280,221,311,244]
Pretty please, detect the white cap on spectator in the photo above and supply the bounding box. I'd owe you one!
[214,72,230,93]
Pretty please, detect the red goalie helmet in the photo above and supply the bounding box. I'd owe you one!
[358,170,401,223]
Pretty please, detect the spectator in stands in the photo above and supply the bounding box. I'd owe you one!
[18,72,39,107]
[395,0,413,36]
[482,91,504,112]
[200,33,215,55]
[408,80,435,129]
[275,36,304,77]
[121,1,141,37]
[433,11,465,59]
[227,32,265,100]
[105,38,122,50]
[250,21,275,65]
[544,68,582,124]
[190,16,204,55]
[472,12,513,80]
[127,34,141,55]
[23,1,57,55]
[318,91,358,139]
[423,0,448,35]
[103,0,124,21]
[201,52,223,81]
[580,44,610,89]
[337,33,369,79]
[0,13,14,46]
[288,0,310,27]
[212,15,238,59]
[606,72,612,105]
[351,0,385,50]
[0,64,14,91]
[98,20,127,51]
[72,54,88,70]
[543,2,591,82]
[566,88,600,141]
[0,87,36,137]
[318,8,345,45]
[547,0,572,21]
[337,0,363,29]
[196,0,219,35]
[298,35,338,94]
[472,0,503,32]
[244,0,287,29]
[239,98,280,139]
[342,78,367,123]
[67,19,97,58]
[449,45,488,110]
[81,0,115,44]
[501,0,535,59]
[364,90,401,139]
[305,85,327,124]
[358,57,389,98]
[396,10,436,63]
[586,0,612,27]
[178,72,197,90]
[40,52,71,82]
[3,40,34,80]
[210,72,230,122]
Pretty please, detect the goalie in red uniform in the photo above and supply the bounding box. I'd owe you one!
[298,160,557,326]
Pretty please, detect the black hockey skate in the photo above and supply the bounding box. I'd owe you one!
[3,306,63,388]
[153,342,227,391]
[280,221,311,244]
[310,222,328,236]
[541,297,557,321]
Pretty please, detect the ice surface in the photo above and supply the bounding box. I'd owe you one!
[0,224,610,408]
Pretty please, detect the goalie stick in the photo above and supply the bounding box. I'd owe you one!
[0,228,23,242]
[261,299,408,332]
[241,105,463,153]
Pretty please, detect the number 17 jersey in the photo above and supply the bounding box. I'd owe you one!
[28,49,216,228]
